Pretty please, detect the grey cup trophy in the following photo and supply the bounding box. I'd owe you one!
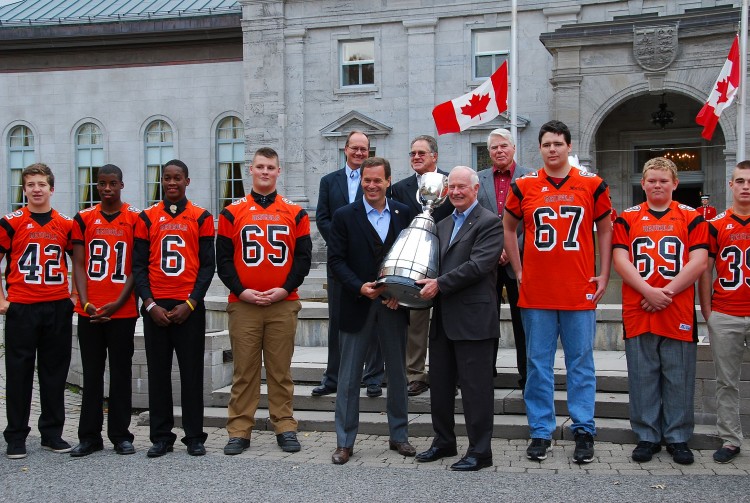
[376,171,449,308]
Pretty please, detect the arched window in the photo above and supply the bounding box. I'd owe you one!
[145,120,174,206]
[8,125,35,210]
[76,122,104,210]
[216,116,245,208]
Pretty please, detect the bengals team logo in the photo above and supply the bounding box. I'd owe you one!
[677,204,696,211]
[623,205,642,213]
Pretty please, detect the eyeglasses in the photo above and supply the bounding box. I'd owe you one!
[409,150,433,158]
[347,146,369,153]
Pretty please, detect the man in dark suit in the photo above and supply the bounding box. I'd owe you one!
[390,135,454,397]
[313,131,384,397]
[415,166,503,471]
[327,157,415,465]
[477,128,533,389]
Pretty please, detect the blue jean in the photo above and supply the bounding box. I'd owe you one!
[521,308,596,439]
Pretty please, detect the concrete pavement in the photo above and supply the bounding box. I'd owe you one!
[3,343,750,502]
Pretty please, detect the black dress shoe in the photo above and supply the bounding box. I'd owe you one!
[450,455,493,471]
[147,441,173,458]
[114,440,135,455]
[415,445,458,462]
[311,385,336,396]
[187,442,206,456]
[70,440,104,457]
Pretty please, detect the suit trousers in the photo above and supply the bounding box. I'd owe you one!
[77,315,137,445]
[625,332,696,444]
[495,266,526,388]
[406,308,431,383]
[708,311,750,447]
[226,300,301,438]
[429,322,495,458]
[320,275,384,389]
[335,301,408,448]
[142,299,207,446]
[3,299,73,444]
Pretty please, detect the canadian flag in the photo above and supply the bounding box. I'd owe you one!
[696,35,740,141]
[432,61,508,135]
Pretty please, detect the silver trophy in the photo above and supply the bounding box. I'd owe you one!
[377,171,449,308]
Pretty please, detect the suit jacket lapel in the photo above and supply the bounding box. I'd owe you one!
[479,170,498,214]
[447,206,479,251]
[352,201,377,254]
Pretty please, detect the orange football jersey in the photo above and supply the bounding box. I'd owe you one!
[218,195,310,302]
[505,167,611,310]
[72,203,140,318]
[707,209,750,317]
[134,201,213,300]
[0,207,74,303]
[613,201,708,341]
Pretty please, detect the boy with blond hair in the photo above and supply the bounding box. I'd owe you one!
[613,157,708,465]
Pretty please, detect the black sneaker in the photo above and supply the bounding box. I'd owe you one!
[224,437,250,455]
[573,429,594,464]
[526,438,551,461]
[666,442,694,465]
[713,445,740,464]
[631,441,661,462]
[41,438,72,453]
[276,431,301,453]
[6,442,27,459]
[366,384,383,398]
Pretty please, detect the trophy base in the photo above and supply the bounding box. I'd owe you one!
[376,275,432,309]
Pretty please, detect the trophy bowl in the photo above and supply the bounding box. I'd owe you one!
[376,172,449,308]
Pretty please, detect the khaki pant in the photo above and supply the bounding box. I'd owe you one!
[406,308,431,383]
[226,300,302,438]
[708,311,750,448]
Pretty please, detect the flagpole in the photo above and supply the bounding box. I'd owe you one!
[738,0,748,160]
[510,0,518,149]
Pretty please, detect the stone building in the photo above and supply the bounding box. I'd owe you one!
[0,0,744,231]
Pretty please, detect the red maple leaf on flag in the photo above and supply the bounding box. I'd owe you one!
[460,93,491,119]
[715,78,732,104]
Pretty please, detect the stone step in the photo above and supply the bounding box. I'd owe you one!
[172,407,722,450]
[211,384,631,419]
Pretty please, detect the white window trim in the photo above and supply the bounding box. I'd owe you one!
[332,29,381,96]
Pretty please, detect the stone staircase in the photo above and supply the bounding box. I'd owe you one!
[62,268,729,450]
[185,345,722,449]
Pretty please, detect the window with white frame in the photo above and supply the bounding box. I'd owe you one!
[473,30,510,80]
[76,123,104,210]
[217,116,245,209]
[8,125,35,210]
[341,40,375,87]
[145,120,174,206]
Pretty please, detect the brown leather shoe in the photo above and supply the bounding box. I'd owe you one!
[331,446,353,465]
[407,381,429,396]
[389,440,416,457]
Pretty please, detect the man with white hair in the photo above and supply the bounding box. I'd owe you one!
[415,166,503,471]
[477,128,533,389]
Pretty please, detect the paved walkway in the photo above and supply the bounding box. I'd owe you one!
[1,344,748,476]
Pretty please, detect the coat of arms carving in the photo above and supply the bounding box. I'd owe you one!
[633,24,679,71]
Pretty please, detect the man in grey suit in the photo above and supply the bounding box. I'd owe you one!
[390,135,454,397]
[477,128,533,389]
[327,157,415,465]
[313,131,384,397]
[415,166,504,471]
